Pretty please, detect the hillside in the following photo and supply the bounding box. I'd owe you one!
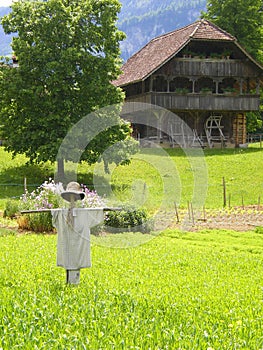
[119,0,206,61]
[0,0,206,61]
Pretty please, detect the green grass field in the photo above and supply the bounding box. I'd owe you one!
[1,146,263,348]
[1,229,263,348]
[0,145,262,210]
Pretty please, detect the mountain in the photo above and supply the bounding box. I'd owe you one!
[0,0,206,61]
[118,0,206,61]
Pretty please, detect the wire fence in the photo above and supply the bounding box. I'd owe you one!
[0,179,262,210]
[247,133,263,146]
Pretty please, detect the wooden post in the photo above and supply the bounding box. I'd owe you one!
[143,182,147,203]
[190,202,195,225]
[222,177,226,207]
[187,201,191,220]
[57,158,65,181]
[24,177,27,194]
[174,202,180,223]
[203,206,206,222]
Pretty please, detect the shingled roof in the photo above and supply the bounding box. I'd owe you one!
[114,19,237,87]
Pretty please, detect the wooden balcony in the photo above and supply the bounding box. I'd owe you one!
[125,92,260,112]
[159,58,260,78]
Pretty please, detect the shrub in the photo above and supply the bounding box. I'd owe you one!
[17,212,54,232]
[81,185,105,208]
[104,206,153,233]
[16,179,105,232]
[3,200,19,218]
[255,226,263,234]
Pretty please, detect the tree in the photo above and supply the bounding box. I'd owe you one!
[202,0,263,63]
[0,0,137,178]
[202,0,263,134]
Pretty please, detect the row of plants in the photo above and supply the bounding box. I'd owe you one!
[174,87,237,94]
[181,49,232,59]
[3,179,152,233]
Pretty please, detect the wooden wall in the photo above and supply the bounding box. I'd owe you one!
[232,113,247,146]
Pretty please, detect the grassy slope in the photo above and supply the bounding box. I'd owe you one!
[109,146,263,209]
[0,146,263,210]
[1,229,263,348]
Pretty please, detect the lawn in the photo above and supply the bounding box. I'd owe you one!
[1,228,263,349]
[1,146,263,348]
[0,145,263,211]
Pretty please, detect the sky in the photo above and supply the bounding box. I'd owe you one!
[0,0,13,6]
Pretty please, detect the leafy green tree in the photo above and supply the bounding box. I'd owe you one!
[0,0,137,177]
[202,0,263,134]
[202,0,263,63]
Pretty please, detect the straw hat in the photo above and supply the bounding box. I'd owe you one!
[61,181,85,202]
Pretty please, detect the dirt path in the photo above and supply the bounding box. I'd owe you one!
[1,207,263,233]
[166,206,263,232]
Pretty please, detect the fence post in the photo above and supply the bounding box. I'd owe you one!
[190,202,195,225]
[222,177,226,207]
[24,177,27,194]
[174,202,180,223]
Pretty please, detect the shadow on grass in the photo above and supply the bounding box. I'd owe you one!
[0,162,129,203]
[0,164,53,199]
[159,146,263,158]
[0,164,53,184]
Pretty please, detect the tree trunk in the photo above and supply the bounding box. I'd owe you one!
[56,158,65,182]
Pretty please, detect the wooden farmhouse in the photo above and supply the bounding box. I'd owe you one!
[113,20,263,148]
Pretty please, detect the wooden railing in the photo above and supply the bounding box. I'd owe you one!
[125,92,260,112]
[159,58,259,78]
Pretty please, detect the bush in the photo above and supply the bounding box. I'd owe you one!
[17,212,54,232]
[255,226,263,234]
[16,179,105,233]
[3,200,19,218]
[104,206,154,233]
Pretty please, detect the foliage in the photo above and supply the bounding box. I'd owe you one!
[205,0,263,129]
[1,229,263,347]
[81,184,106,208]
[16,179,63,232]
[15,179,105,232]
[246,111,263,133]
[104,206,153,233]
[0,0,138,176]
[3,199,19,219]
[0,1,207,62]
[254,226,263,234]
[78,118,139,174]
[17,212,54,232]
[19,179,65,212]
[202,0,263,63]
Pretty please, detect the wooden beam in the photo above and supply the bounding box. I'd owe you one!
[20,207,121,214]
